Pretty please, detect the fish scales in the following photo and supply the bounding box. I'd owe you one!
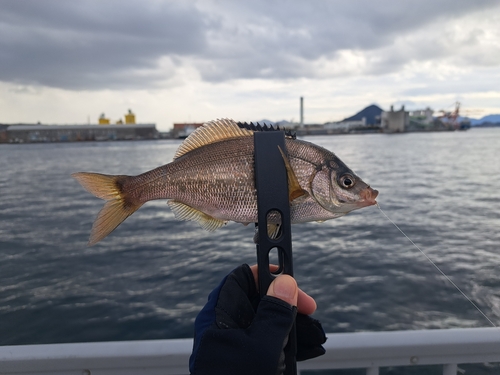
[165,138,257,222]
[126,137,341,223]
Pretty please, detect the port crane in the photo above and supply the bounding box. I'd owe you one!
[438,101,481,130]
[438,101,462,129]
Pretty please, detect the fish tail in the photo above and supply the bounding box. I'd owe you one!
[72,172,143,246]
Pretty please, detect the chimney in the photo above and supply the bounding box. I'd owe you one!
[300,97,304,127]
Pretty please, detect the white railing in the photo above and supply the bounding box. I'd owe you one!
[1,328,499,375]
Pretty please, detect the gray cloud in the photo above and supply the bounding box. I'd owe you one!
[195,0,500,81]
[0,0,206,89]
[1,0,499,90]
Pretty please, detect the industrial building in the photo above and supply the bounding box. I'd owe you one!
[0,110,158,143]
[2,123,158,143]
[381,105,409,133]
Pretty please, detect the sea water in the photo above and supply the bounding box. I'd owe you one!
[1,128,499,345]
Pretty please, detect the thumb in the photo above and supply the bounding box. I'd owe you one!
[266,274,298,307]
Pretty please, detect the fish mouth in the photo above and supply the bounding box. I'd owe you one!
[358,186,379,207]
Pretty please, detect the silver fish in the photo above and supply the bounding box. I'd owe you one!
[73,119,378,245]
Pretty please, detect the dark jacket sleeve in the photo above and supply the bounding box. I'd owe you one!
[189,264,326,375]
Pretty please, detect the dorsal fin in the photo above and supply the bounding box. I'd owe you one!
[174,118,254,159]
[174,119,297,160]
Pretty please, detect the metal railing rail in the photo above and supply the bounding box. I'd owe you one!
[1,327,499,375]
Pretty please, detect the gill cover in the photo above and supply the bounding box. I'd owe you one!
[309,161,341,212]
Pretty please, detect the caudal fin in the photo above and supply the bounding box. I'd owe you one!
[72,172,142,246]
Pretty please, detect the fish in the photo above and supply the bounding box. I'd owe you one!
[72,119,378,245]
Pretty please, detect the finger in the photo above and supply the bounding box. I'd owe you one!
[297,288,317,315]
[266,274,298,306]
[249,264,317,315]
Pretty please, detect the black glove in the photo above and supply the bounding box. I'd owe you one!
[189,264,326,375]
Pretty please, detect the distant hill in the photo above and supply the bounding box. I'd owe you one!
[254,119,295,127]
[255,119,275,125]
[342,104,383,125]
[470,114,500,126]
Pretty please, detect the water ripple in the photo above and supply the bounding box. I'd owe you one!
[1,130,500,345]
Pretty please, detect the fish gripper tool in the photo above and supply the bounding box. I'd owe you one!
[254,129,297,375]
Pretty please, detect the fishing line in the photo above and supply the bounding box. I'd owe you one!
[376,203,497,328]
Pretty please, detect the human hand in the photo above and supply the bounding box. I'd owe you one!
[248,264,317,315]
[189,264,326,375]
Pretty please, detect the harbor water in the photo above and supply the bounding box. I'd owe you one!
[1,128,499,346]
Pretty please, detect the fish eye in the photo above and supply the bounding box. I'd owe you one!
[340,174,355,188]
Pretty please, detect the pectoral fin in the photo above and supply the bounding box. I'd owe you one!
[278,145,307,201]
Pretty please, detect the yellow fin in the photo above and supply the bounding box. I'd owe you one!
[253,223,281,244]
[174,118,254,159]
[267,223,281,239]
[252,223,282,243]
[167,200,227,231]
[277,145,307,201]
[72,172,142,246]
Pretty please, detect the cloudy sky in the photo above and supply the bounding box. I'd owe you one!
[1,0,500,130]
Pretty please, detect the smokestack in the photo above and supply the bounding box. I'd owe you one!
[300,96,304,127]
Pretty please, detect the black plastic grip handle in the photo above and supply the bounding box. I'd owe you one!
[254,130,297,375]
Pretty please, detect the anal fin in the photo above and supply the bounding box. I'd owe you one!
[167,200,227,231]
[253,223,282,244]
[267,223,281,239]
